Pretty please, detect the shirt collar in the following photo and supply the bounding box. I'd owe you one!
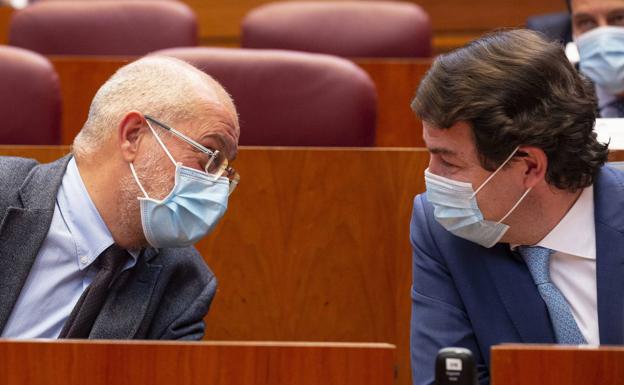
[535,185,596,260]
[57,157,138,270]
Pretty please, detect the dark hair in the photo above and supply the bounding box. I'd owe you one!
[566,0,572,13]
[412,29,607,192]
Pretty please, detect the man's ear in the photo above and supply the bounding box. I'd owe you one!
[517,146,548,189]
[118,111,146,163]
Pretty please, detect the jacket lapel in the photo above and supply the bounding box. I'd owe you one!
[593,167,624,344]
[0,156,71,333]
[484,244,556,343]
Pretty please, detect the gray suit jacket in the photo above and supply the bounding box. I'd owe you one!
[0,155,217,339]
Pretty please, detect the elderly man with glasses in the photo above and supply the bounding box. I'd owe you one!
[0,56,240,340]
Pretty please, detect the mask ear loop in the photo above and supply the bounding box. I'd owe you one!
[129,162,150,199]
[146,119,178,167]
[497,186,533,224]
[128,118,181,199]
[471,145,521,199]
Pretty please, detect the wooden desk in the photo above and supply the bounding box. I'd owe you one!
[492,344,624,385]
[0,145,427,385]
[0,340,395,385]
[49,56,431,147]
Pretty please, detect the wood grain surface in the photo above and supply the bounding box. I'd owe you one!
[49,56,431,147]
[491,344,624,385]
[0,5,12,45]
[0,340,395,385]
[357,59,430,147]
[4,147,620,385]
[0,145,428,385]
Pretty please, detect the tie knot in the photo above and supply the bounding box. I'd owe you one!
[97,244,127,273]
[518,246,553,285]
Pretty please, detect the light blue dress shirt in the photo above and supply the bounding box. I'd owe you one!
[1,158,137,338]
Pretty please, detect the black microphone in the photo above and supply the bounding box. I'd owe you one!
[435,347,477,385]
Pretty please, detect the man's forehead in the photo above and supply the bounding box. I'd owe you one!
[572,0,624,12]
[194,105,239,160]
[423,121,474,148]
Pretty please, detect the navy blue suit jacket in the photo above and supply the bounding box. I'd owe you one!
[409,166,624,385]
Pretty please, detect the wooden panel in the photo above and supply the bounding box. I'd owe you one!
[0,5,13,45]
[182,0,566,48]
[0,145,429,385]
[50,57,430,147]
[492,345,624,385]
[3,147,624,385]
[50,56,134,145]
[0,340,394,385]
[358,59,430,147]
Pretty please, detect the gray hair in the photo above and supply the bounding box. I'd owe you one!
[73,56,232,155]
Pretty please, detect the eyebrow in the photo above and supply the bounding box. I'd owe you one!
[428,147,458,157]
[607,8,624,16]
[200,131,238,161]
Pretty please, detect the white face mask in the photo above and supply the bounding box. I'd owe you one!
[130,121,229,248]
[424,147,532,248]
[577,26,624,95]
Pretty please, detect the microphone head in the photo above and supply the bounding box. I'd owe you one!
[435,347,477,385]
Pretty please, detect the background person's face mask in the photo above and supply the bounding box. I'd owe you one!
[129,121,229,248]
[577,26,624,95]
[424,147,532,248]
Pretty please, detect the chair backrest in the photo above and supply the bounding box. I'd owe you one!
[526,12,572,44]
[242,1,432,58]
[9,1,197,56]
[0,45,61,145]
[151,47,377,146]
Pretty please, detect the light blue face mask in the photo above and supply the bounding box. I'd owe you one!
[424,147,532,248]
[129,123,229,248]
[577,26,624,95]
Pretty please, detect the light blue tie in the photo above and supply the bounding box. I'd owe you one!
[518,246,587,344]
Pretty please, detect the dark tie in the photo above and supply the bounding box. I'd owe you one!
[518,246,586,344]
[59,244,128,338]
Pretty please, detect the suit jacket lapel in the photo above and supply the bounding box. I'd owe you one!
[484,244,556,343]
[593,167,624,344]
[0,155,71,333]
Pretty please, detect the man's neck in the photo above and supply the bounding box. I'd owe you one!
[503,185,584,246]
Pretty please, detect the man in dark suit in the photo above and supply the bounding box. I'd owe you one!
[569,0,624,117]
[409,29,618,385]
[0,56,240,339]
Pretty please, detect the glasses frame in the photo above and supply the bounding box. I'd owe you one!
[144,115,239,194]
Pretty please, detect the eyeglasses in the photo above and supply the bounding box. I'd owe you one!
[144,115,239,195]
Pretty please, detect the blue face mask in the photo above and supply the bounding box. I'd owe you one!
[577,26,624,95]
[424,147,532,248]
[130,123,229,248]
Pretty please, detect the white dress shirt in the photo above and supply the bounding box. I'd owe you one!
[534,185,599,345]
[1,158,137,338]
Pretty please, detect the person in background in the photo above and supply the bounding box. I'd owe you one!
[570,0,624,117]
[409,29,623,385]
[0,56,240,339]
